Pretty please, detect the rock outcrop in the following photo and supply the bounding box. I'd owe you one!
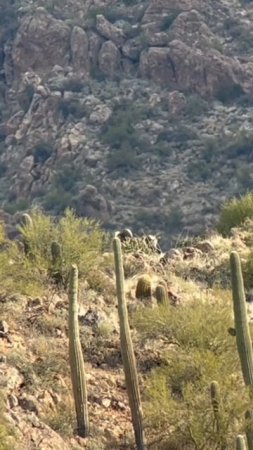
[0,0,252,244]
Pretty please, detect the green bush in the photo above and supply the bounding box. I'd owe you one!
[18,208,107,283]
[133,299,249,449]
[217,192,253,236]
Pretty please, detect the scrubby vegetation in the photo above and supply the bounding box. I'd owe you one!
[2,194,253,448]
[217,192,253,236]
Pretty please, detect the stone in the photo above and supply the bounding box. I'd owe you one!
[96,14,126,46]
[89,104,112,124]
[101,398,111,408]
[168,91,187,115]
[7,394,18,409]
[195,240,215,253]
[142,0,201,26]
[74,184,111,221]
[0,320,9,333]
[12,9,70,81]
[139,39,253,97]
[98,41,121,79]
[88,31,104,68]
[18,394,39,415]
[70,26,89,77]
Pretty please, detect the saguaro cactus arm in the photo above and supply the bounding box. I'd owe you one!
[113,237,147,450]
[230,251,253,387]
[68,264,89,438]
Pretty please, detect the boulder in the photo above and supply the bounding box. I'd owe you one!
[12,8,70,82]
[70,26,89,77]
[98,41,121,79]
[96,14,126,46]
[139,39,253,96]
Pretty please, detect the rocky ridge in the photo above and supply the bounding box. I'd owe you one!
[0,0,253,243]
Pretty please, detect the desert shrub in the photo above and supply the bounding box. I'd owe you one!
[215,83,244,104]
[106,145,139,172]
[217,192,253,236]
[32,141,54,164]
[160,10,181,31]
[136,206,183,234]
[4,198,30,215]
[236,166,253,190]
[133,299,250,449]
[102,101,148,171]
[0,223,44,295]
[58,98,86,119]
[18,208,106,283]
[43,188,73,215]
[184,94,209,117]
[53,163,82,193]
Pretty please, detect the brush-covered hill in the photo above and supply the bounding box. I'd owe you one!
[1,0,253,244]
[1,197,253,449]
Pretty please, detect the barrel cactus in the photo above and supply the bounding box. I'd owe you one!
[113,237,147,450]
[155,284,169,306]
[68,264,89,437]
[135,274,152,300]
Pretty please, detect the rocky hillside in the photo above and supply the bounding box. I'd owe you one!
[1,207,253,449]
[1,0,253,243]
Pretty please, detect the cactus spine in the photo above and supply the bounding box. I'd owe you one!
[113,237,147,450]
[245,410,253,450]
[68,264,89,437]
[236,435,247,450]
[155,284,169,306]
[230,251,253,388]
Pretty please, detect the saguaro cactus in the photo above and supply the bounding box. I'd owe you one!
[210,381,227,449]
[50,241,63,284]
[245,409,253,450]
[230,251,253,388]
[68,264,89,437]
[210,381,222,432]
[21,212,33,228]
[113,237,147,450]
[236,434,247,450]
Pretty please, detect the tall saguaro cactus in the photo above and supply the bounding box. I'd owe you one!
[68,264,89,437]
[245,409,253,450]
[113,237,147,450]
[210,381,222,432]
[230,251,253,388]
[210,381,227,449]
[236,434,247,450]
